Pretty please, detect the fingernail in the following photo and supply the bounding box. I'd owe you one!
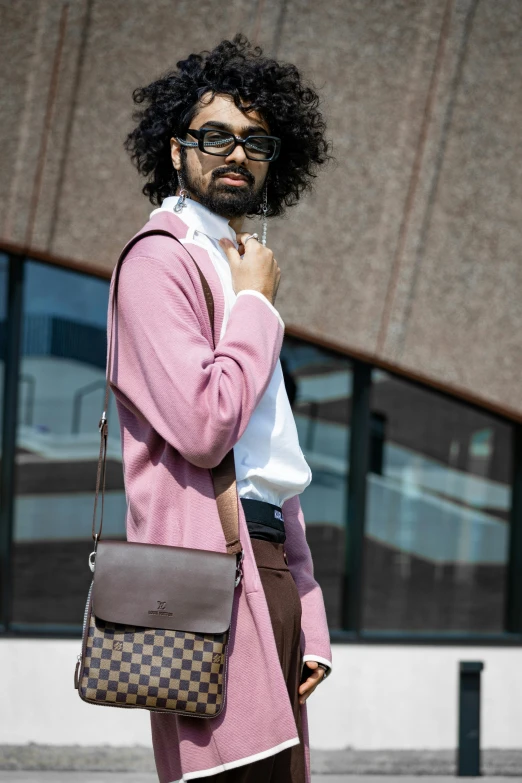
[220,238,233,248]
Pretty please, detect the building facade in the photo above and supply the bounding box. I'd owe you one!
[1,0,522,752]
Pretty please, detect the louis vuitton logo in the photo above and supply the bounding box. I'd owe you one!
[148,600,173,617]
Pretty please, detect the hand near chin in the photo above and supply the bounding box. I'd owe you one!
[235,233,257,257]
[219,233,281,306]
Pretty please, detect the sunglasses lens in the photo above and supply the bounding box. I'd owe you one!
[245,137,277,161]
[202,130,235,155]
[199,129,279,161]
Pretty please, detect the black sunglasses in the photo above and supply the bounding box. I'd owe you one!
[177,127,281,162]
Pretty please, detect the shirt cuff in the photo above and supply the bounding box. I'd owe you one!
[302,654,332,681]
[235,289,285,330]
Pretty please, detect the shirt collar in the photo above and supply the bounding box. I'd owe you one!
[154,196,237,245]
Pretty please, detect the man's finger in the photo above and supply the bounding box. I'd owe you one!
[299,669,325,704]
[219,238,241,265]
[236,232,260,247]
[298,670,323,695]
[235,233,263,257]
[299,681,320,704]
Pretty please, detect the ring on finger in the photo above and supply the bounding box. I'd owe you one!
[243,233,259,245]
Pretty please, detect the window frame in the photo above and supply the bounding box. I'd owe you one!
[341,362,522,644]
[0,253,113,636]
[0,251,521,643]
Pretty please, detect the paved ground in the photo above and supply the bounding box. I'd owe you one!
[1,776,520,783]
[3,746,522,776]
[1,746,521,780]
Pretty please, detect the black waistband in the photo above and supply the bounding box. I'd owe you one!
[240,498,285,529]
[240,498,286,544]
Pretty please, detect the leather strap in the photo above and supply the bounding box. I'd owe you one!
[92,227,242,557]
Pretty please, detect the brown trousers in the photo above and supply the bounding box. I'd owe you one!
[212,539,306,782]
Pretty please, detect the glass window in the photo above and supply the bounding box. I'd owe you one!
[281,336,352,629]
[362,370,512,633]
[11,261,125,628]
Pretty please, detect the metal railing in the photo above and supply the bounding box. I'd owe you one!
[18,373,36,427]
[71,379,110,434]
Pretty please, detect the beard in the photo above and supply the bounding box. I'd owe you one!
[180,156,264,219]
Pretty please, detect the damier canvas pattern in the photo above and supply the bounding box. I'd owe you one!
[78,602,228,717]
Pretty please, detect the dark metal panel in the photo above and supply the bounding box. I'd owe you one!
[342,361,372,632]
[505,422,522,633]
[457,660,484,777]
[7,623,82,638]
[331,630,522,646]
[0,256,24,630]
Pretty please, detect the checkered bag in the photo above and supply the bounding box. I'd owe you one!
[75,537,241,718]
[75,229,243,718]
[76,584,229,716]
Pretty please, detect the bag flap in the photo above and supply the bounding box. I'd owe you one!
[92,540,236,634]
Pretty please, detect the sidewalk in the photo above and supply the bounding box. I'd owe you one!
[1,746,520,780]
[0,776,516,783]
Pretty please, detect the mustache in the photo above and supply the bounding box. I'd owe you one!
[211,165,255,186]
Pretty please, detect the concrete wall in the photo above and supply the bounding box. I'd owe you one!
[1,640,521,750]
[1,0,521,414]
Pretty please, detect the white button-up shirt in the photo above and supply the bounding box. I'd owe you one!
[150,196,312,507]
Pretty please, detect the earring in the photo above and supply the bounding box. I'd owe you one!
[174,169,188,213]
[261,182,268,246]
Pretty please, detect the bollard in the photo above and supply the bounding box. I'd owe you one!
[457,661,484,777]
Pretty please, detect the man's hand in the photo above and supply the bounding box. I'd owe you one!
[219,234,281,306]
[298,661,325,705]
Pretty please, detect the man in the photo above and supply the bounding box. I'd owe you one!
[114,34,331,782]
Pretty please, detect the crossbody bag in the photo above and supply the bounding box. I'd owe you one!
[75,229,243,718]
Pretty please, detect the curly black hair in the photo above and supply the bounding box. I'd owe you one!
[124,34,331,218]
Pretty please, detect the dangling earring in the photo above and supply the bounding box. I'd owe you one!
[174,169,188,213]
[261,181,268,246]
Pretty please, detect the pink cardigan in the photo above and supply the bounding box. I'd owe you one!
[107,210,331,782]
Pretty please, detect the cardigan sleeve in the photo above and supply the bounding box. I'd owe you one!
[108,252,284,469]
[282,493,332,672]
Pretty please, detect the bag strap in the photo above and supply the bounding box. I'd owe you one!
[91,227,242,557]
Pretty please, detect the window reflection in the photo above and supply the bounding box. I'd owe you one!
[281,336,352,629]
[4,261,516,637]
[12,261,125,627]
[363,370,511,633]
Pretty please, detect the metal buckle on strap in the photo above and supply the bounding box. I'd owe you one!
[89,533,99,573]
[235,550,244,587]
[98,412,108,434]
